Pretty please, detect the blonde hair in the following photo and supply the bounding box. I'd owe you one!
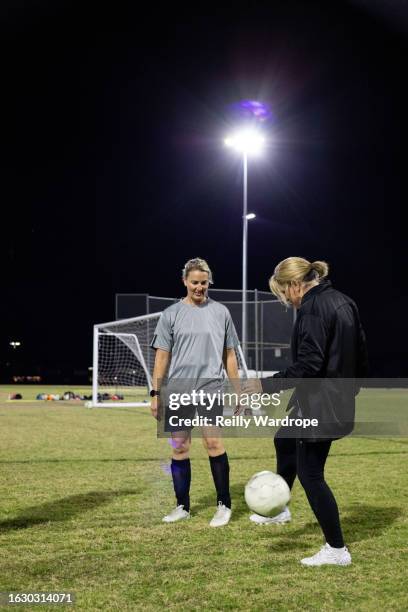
[269,257,329,305]
[182,257,213,284]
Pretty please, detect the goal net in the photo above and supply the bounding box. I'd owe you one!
[91,312,249,407]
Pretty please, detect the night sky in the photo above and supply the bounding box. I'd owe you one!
[2,0,407,381]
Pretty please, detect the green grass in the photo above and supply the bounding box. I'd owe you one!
[0,386,408,611]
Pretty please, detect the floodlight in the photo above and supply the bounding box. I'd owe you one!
[224,129,265,155]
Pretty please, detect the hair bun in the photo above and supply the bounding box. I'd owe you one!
[311,260,329,278]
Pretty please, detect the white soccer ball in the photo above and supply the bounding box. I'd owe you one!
[245,470,290,517]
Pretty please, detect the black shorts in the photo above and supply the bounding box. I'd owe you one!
[164,400,224,433]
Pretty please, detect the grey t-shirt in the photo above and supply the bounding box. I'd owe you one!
[150,298,239,386]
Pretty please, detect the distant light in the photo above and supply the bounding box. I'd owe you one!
[9,341,21,349]
[246,213,256,220]
[224,129,265,155]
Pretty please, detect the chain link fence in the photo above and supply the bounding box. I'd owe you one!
[115,290,295,375]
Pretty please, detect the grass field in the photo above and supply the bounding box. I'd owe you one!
[1,386,408,611]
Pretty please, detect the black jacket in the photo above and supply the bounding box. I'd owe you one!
[263,279,369,440]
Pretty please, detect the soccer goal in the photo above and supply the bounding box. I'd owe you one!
[91,312,249,408]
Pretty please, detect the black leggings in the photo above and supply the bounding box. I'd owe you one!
[274,432,345,548]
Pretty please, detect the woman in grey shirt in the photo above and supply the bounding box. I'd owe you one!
[150,258,241,527]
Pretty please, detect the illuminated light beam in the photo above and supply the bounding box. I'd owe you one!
[223,129,265,155]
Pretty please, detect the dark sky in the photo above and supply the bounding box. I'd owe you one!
[1,0,407,379]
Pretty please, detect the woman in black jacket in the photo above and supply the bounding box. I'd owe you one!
[253,257,368,567]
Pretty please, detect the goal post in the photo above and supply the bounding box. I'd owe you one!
[91,312,161,407]
[90,311,249,408]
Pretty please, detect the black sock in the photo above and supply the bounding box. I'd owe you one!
[209,452,231,509]
[171,458,191,512]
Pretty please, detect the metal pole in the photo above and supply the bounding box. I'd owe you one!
[146,294,151,374]
[92,326,99,406]
[254,288,259,376]
[237,343,249,379]
[242,152,248,359]
[260,301,264,375]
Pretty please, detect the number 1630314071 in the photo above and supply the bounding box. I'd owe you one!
[0,592,75,605]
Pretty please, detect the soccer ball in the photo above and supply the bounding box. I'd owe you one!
[245,470,290,517]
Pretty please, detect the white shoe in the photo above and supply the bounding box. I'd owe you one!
[209,502,232,527]
[162,505,190,523]
[301,543,352,566]
[249,506,291,525]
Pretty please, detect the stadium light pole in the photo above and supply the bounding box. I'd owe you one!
[224,130,264,361]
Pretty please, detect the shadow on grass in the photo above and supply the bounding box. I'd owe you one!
[3,444,407,465]
[0,458,164,464]
[330,450,408,457]
[195,482,403,552]
[264,503,403,552]
[0,489,139,532]
[343,503,403,543]
[193,483,250,517]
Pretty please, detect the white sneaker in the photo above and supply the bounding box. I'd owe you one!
[162,505,190,523]
[209,502,232,527]
[301,543,352,566]
[249,506,291,525]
